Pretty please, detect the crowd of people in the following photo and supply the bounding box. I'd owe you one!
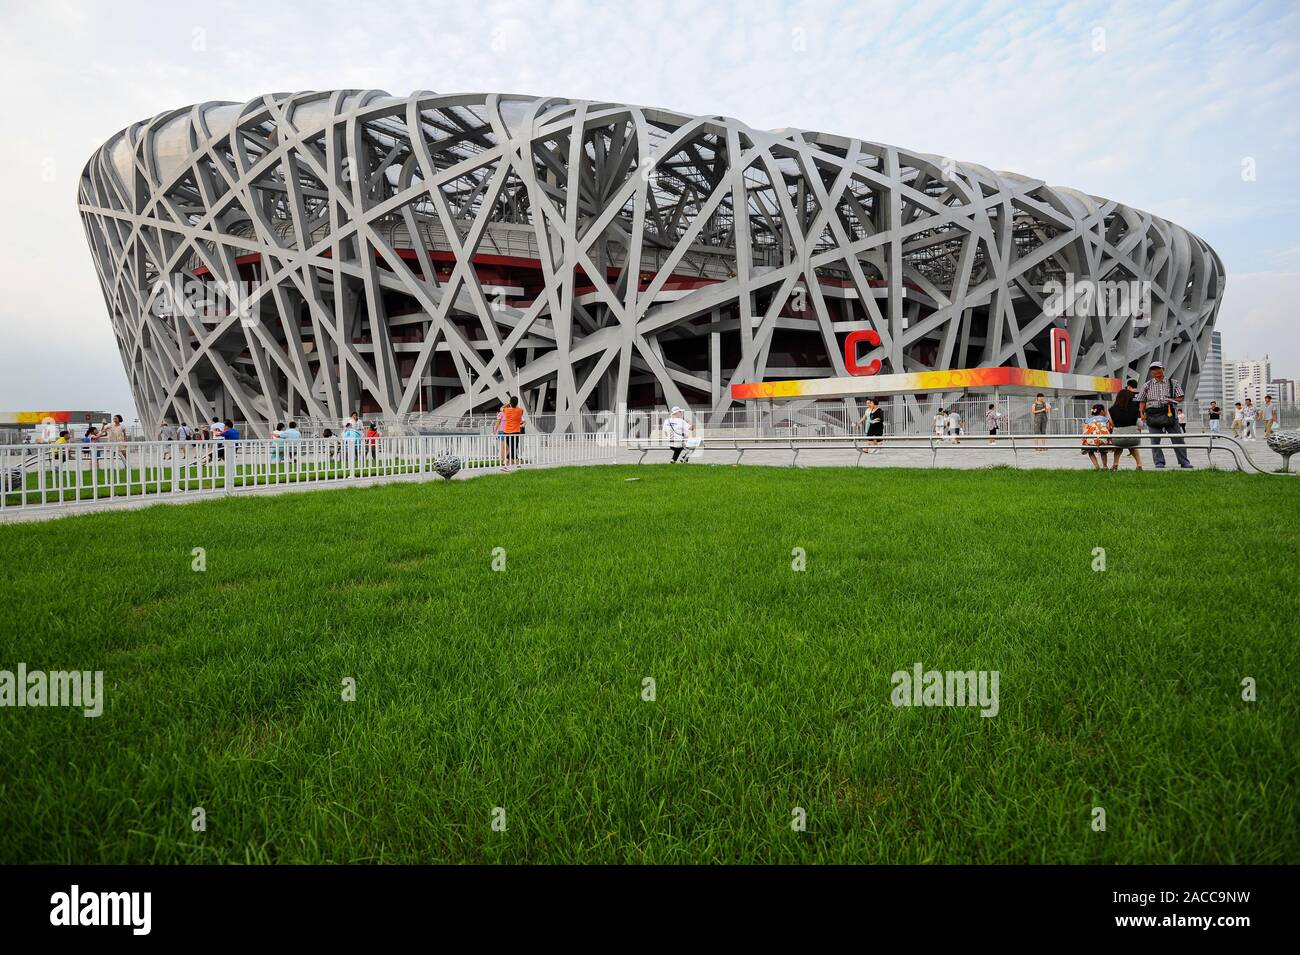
[929,406,966,443]
[33,414,129,446]
[1068,362,1193,469]
[645,360,1266,472]
[1215,395,1280,440]
[22,376,1286,478]
[842,362,1263,470]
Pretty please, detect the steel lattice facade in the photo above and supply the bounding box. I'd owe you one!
[79,90,1224,436]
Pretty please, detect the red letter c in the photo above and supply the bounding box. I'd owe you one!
[845,329,882,376]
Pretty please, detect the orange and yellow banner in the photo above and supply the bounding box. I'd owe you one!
[0,411,74,425]
[731,367,1122,401]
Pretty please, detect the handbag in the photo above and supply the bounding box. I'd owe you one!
[1146,403,1175,428]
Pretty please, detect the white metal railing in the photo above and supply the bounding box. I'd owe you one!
[626,430,1285,475]
[0,433,617,515]
[40,400,1298,447]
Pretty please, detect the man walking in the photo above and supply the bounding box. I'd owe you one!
[1137,361,1192,469]
[945,406,963,444]
[1261,395,1279,436]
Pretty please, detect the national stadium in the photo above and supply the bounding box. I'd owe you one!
[78,90,1225,437]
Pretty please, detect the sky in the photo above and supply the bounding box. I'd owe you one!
[1,0,1297,420]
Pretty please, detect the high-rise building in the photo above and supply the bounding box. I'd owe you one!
[1268,378,1297,405]
[1195,330,1224,409]
[1225,357,1272,406]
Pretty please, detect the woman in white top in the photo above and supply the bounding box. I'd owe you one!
[933,408,946,437]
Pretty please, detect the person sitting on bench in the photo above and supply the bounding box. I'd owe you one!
[663,407,694,462]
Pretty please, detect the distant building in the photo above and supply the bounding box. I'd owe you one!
[1195,330,1224,409]
[1225,357,1272,406]
[1269,378,1297,405]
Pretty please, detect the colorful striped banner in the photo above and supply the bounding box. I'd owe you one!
[0,411,75,425]
[731,367,1122,401]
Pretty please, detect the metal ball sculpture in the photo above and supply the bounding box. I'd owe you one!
[434,453,462,479]
[1265,428,1300,472]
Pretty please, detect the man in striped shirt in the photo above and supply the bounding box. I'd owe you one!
[1137,362,1192,469]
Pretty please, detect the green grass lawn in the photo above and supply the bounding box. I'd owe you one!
[0,464,1296,863]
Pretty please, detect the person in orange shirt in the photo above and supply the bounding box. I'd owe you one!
[501,397,525,471]
[364,422,381,463]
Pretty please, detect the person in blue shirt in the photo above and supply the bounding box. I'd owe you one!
[341,421,363,468]
[279,420,302,469]
[218,419,240,461]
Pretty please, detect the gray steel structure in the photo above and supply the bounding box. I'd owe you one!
[79,91,1225,436]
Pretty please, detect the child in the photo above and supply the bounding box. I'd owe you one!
[1081,403,1112,470]
[364,422,381,462]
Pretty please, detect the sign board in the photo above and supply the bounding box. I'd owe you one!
[732,367,1122,401]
